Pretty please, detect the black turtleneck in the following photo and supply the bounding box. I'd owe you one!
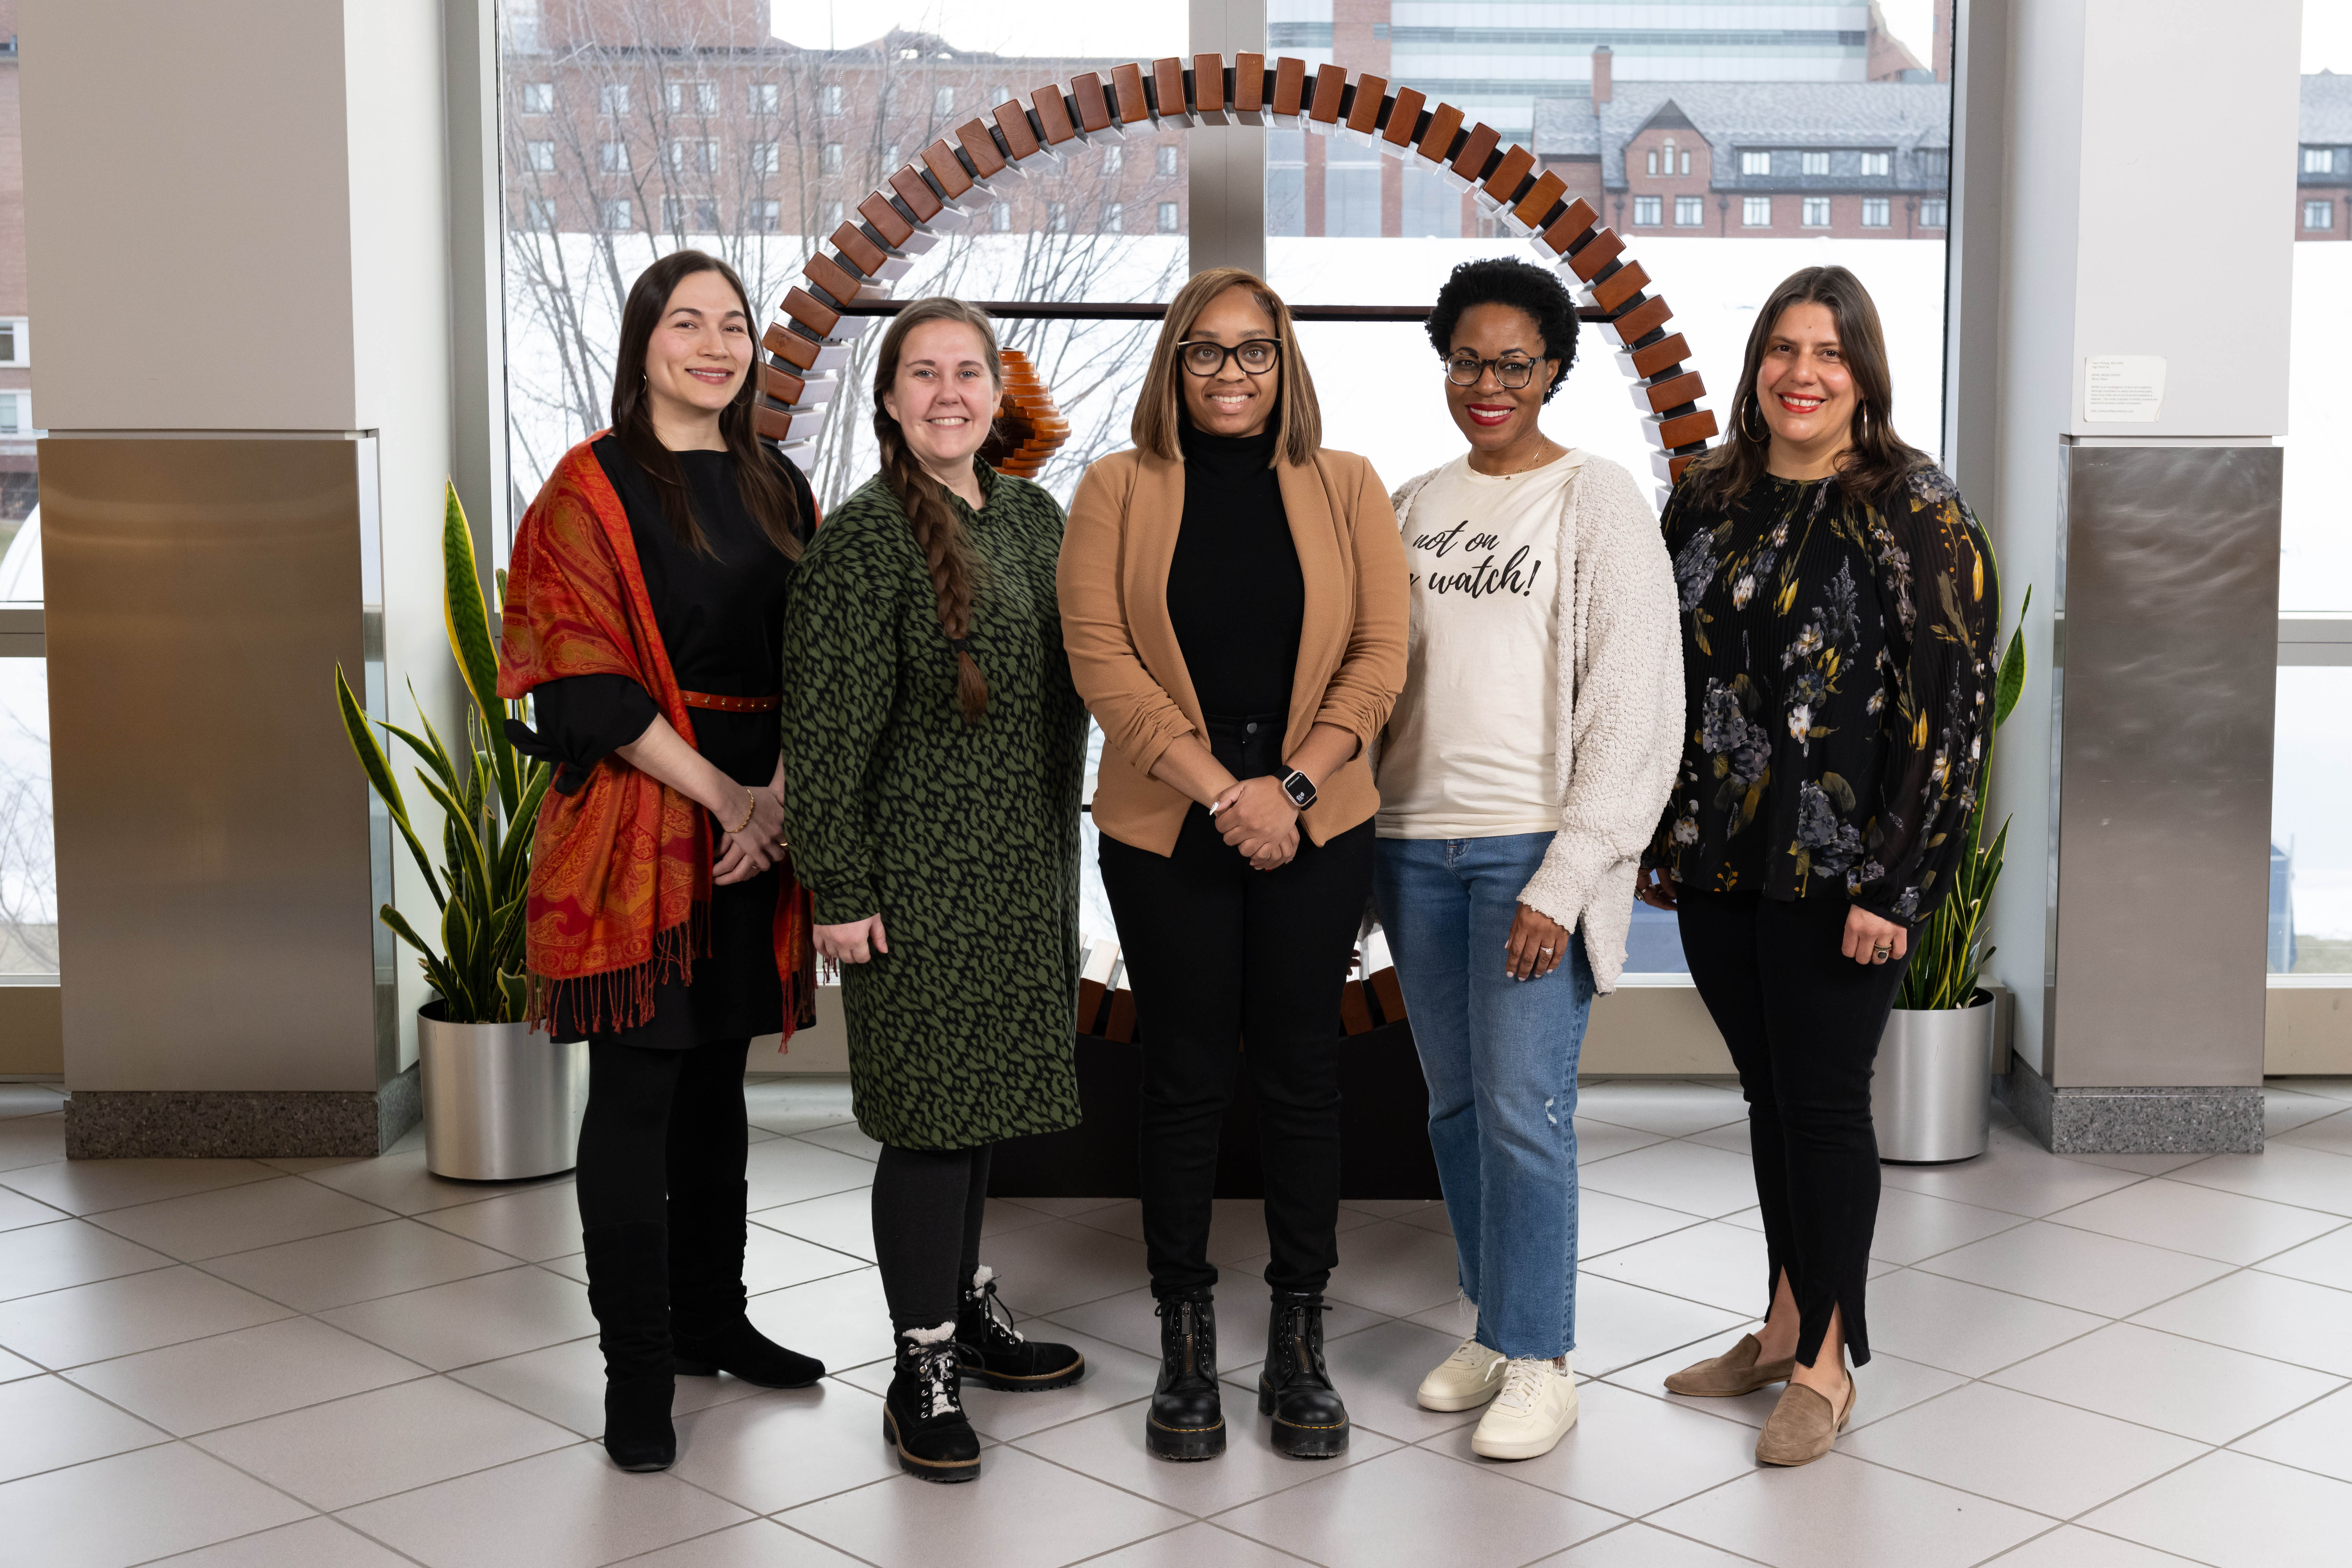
[1166,419,1305,720]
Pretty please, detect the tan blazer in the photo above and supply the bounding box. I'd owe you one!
[1059,444,1410,856]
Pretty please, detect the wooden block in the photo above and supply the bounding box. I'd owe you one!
[1630,333,1693,378]
[781,287,838,339]
[1111,62,1149,125]
[1340,979,1374,1036]
[1070,71,1112,133]
[1369,966,1408,1026]
[921,139,972,199]
[857,192,914,248]
[1077,977,1107,1036]
[1032,83,1076,144]
[994,98,1042,158]
[1644,369,1705,413]
[803,252,862,306]
[1308,62,1345,123]
[1381,86,1425,148]
[1657,408,1719,448]
[1104,987,1137,1043]
[1347,74,1388,135]
[764,320,820,370]
[1234,53,1267,113]
[1668,453,1702,483]
[1591,260,1649,314]
[1612,294,1672,343]
[830,222,887,278]
[754,403,796,443]
[1565,227,1625,282]
[1415,101,1463,163]
[1151,57,1186,119]
[956,119,1006,178]
[1513,171,1566,230]
[760,363,806,406]
[1192,53,1225,113]
[1451,121,1500,182]
[1483,144,1535,204]
[1540,196,1600,255]
[888,165,943,222]
[1272,56,1307,116]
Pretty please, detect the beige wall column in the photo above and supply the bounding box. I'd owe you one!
[21,1,460,1155]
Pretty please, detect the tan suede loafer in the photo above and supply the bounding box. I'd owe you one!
[1754,1377,1856,1467]
[1662,1334,1797,1398]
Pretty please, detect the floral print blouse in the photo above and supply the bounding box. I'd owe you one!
[1644,467,1997,923]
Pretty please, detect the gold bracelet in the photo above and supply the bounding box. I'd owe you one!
[726,788,757,834]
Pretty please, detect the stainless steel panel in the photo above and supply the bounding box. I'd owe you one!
[2047,443,2280,1088]
[42,439,383,1092]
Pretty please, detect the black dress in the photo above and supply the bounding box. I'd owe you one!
[523,436,814,1049]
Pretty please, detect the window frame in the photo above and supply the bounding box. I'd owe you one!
[1633,195,1663,226]
[1742,195,1771,227]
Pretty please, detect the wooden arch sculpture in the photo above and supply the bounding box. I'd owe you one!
[763,55,1722,1040]
[756,52,1720,494]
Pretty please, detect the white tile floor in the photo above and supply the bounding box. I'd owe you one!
[2,1075,2351,1567]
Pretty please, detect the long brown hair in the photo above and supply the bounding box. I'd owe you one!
[1132,267,1322,468]
[611,249,802,559]
[871,296,1003,726]
[1682,264,1933,516]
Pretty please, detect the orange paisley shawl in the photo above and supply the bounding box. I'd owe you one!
[496,435,814,1041]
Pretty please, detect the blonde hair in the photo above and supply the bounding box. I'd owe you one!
[871,296,1003,725]
[1131,268,1321,468]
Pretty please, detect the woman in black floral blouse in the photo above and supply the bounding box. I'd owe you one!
[1637,265,1995,1469]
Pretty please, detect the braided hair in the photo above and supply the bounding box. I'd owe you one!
[871,296,1003,726]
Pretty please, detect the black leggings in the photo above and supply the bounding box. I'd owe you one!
[1676,889,1909,1368]
[871,1143,992,1335]
[575,1035,752,1229]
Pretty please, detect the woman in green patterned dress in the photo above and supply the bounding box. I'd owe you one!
[783,297,1091,1483]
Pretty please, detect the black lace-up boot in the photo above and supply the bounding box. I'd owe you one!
[882,1328,982,1483]
[1147,1291,1226,1461]
[1259,1290,1349,1458]
[669,1180,824,1388]
[582,1221,677,1473]
[956,1266,1085,1391]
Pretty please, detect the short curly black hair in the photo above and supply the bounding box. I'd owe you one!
[1425,257,1581,404]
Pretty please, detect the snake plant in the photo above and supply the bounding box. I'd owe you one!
[334,483,551,1024]
[1896,583,2030,1012]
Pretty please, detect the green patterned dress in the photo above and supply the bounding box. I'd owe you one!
[782,464,1089,1149]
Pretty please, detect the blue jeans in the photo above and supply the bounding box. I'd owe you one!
[1373,833,1594,1360]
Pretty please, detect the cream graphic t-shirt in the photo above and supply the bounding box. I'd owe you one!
[1376,449,1583,839]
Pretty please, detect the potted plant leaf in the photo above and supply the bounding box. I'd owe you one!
[1874,585,2031,1163]
[334,483,578,1179]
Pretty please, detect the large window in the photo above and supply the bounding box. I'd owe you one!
[0,35,48,979]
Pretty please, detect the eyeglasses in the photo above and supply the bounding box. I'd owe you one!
[1178,339,1281,378]
[1444,353,1543,390]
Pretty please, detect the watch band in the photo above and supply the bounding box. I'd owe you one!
[1278,766,1317,810]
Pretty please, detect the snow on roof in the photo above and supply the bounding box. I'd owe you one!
[2307,72,2352,145]
[1535,81,1952,185]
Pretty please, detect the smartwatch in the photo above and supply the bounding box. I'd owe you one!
[1276,766,1318,811]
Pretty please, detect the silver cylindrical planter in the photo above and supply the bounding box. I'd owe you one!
[1873,991,1995,1164]
[417,1006,590,1180]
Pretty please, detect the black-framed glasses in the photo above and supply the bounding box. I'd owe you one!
[1178,338,1281,377]
[1444,353,1543,389]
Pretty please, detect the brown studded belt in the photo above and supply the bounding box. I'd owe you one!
[679,690,782,713]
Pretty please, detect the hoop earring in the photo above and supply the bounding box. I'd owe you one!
[1742,399,1769,442]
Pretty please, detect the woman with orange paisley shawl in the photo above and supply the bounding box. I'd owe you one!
[498,252,821,1474]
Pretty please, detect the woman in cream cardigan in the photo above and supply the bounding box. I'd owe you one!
[1060,267,1408,1464]
[1374,257,1683,1461]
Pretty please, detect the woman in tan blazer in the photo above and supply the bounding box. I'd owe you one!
[1060,267,1408,1464]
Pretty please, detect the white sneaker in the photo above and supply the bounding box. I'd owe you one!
[1471,1356,1579,1460]
[1416,1333,1507,1411]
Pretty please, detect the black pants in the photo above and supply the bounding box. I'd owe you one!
[575,1035,751,1230]
[1099,718,1375,1299]
[1677,889,1909,1368]
[871,1143,991,1334]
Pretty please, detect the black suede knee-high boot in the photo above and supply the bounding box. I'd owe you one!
[582,1220,676,1472]
[668,1180,825,1388]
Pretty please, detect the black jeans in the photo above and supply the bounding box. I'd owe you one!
[1676,889,1909,1368]
[575,1035,752,1230]
[1098,715,1374,1300]
[871,1142,991,1335]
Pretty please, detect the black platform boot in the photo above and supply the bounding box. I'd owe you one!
[668,1181,824,1388]
[1147,1291,1225,1461]
[882,1328,982,1483]
[1259,1291,1349,1459]
[582,1220,677,1472]
[956,1266,1085,1392]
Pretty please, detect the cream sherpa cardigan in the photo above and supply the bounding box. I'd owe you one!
[1380,452,1685,992]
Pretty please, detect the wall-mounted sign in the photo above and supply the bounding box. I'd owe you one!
[2085,356,2166,423]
